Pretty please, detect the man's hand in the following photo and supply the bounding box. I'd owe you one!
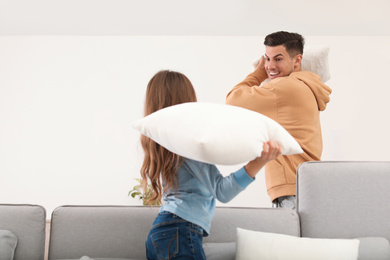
[255,56,266,73]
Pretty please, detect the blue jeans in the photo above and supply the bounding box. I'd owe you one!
[145,211,206,260]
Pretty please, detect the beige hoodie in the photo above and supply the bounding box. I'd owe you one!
[226,69,332,202]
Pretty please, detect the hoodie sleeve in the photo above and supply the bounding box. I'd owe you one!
[293,72,332,111]
[226,68,278,120]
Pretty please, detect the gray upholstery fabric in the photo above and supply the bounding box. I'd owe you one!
[48,205,300,260]
[49,205,159,260]
[357,237,390,260]
[297,161,390,241]
[203,242,235,260]
[0,204,46,260]
[0,230,17,260]
[204,207,300,243]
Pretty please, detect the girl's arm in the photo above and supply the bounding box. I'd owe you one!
[244,140,282,178]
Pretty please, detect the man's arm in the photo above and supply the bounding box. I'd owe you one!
[225,57,277,119]
[226,56,267,97]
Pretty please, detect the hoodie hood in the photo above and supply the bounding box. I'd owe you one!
[292,71,332,111]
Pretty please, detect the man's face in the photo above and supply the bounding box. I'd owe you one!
[264,45,300,81]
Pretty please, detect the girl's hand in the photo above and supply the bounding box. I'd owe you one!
[259,140,282,163]
[244,141,282,178]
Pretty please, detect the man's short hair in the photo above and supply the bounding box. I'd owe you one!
[264,31,305,57]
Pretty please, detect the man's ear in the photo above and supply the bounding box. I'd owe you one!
[294,54,303,69]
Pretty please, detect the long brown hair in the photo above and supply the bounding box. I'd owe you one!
[140,70,197,205]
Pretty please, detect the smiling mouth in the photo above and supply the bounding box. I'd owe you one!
[269,71,280,77]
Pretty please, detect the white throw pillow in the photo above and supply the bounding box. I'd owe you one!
[301,46,331,83]
[253,46,331,83]
[132,102,303,165]
[236,228,359,260]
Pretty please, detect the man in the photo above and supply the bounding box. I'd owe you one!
[226,31,332,210]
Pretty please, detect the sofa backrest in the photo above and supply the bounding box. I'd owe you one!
[48,205,300,259]
[297,161,390,241]
[204,207,300,243]
[48,205,159,260]
[0,204,46,260]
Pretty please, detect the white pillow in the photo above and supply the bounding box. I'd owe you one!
[301,46,331,83]
[236,228,359,260]
[132,102,302,165]
[253,46,331,83]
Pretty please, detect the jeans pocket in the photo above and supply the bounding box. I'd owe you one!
[150,227,179,260]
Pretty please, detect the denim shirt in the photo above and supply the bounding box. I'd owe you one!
[161,158,254,235]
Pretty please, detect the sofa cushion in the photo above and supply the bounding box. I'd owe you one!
[203,242,235,260]
[357,237,390,260]
[132,102,302,165]
[204,207,300,243]
[0,230,17,260]
[49,206,159,260]
[0,204,46,260]
[236,228,360,260]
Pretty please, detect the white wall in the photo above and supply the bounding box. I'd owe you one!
[1,35,389,216]
[1,0,390,36]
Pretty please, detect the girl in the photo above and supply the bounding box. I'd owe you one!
[140,70,282,260]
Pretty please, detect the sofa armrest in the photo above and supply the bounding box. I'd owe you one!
[297,161,390,241]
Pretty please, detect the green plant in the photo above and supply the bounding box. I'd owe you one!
[128,178,161,206]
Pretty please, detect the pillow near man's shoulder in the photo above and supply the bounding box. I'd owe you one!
[132,102,303,165]
[301,46,331,83]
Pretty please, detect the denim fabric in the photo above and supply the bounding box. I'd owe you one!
[272,195,297,210]
[146,211,206,260]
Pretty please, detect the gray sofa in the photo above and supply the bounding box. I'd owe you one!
[1,161,390,260]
